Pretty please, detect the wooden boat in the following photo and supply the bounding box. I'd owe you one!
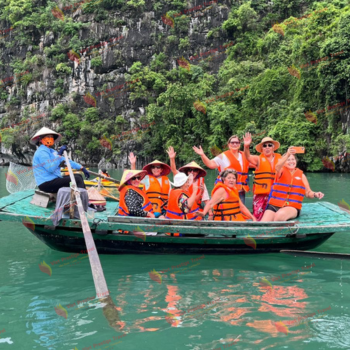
[1,190,350,254]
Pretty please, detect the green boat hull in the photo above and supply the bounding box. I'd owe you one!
[27,224,334,254]
[0,190,349,254]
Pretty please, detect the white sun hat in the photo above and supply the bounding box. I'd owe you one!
[30,127,62,145]
[170,172,189,187]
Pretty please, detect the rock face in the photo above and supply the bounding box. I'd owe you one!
[0,0,230,168]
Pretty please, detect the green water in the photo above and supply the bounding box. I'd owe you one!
[1,167,350,350]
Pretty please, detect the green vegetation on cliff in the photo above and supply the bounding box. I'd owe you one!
[0,0,349,170]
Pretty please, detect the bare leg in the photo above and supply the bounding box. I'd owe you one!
[274,207,298,221]
[261,209,276,222]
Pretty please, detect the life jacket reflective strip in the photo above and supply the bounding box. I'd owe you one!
[118,185,153,216]
[268,168,306,210]
[211,183,245,221]
[253,153,282,195]
[216,151,250,192]
[165,189,200,220]
[145,175,170,213]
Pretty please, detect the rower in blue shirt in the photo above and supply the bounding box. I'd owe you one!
[30,127,90,193]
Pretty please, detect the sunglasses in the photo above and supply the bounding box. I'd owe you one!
[132,176,142,181]
[151,165,162,169]
[229,141,240,145]
[187,168,199,172]
[263,143,274,148]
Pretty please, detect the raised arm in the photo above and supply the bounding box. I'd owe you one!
[187,182,199,209]
[275,146,296,177]
[243,132,259,167]
[166,146,179,175]
[129,152,137,170]
[196,188,227,217]
[302,174,324,199]
[192,145,218,169]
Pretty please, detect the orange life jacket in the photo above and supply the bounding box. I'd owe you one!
[211,183,245,221]
[216,151,250,192]
[268,167,306,210]
[145,175,170,213]
[165,189,200,220]
[253,153,282,195]
[118,185,153,216]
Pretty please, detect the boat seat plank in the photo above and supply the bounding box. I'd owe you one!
[107,216,296,227]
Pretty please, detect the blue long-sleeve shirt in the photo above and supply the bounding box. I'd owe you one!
[32,145,82,186]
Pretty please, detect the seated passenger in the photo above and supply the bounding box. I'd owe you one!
[118,170,155,218]
[197,169,256,221]
[31,127,89,193]
[165,173,200,220]
[261,147,324,221]
[129,152,171,217]
[167,146,209,220]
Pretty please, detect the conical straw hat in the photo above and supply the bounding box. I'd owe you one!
[143,160,171,176]
[30,127,62,145]
[119,169,147,190]
[255,137,280,153]
[179,161,207,178]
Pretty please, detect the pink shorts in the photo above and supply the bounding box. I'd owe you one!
[253,194,269,221]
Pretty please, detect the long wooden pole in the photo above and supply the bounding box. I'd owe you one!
[87,170,120,184]
[63,151,109,298]
[280,250,350,260]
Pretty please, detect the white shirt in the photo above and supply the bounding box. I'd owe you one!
[214,152,243,171]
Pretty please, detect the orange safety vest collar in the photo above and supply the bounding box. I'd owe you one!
[253,153,282,195]
[223,150,250,192]
[216,151,250,192]
[165,189,201,220]
[268,167,306,210]
[211,183,245,221]
[118,185,153,216]
[145,175,170,213]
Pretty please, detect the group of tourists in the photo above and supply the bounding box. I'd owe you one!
[118,133,324,224]
[29,126,324,225]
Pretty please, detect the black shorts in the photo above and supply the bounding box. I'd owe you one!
[266,204,300,218]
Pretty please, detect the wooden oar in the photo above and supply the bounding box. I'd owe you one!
[280,250,350,260]
[63,151,109,298]
[87,170,120,184]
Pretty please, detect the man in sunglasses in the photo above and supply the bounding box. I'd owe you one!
[243,133,282,220]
